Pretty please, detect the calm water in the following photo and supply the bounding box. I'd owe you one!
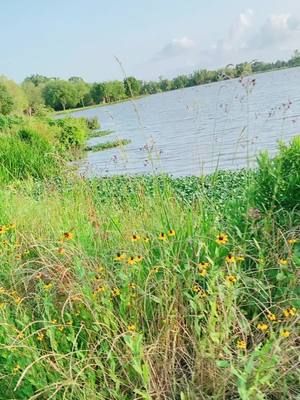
[69,68,300,176]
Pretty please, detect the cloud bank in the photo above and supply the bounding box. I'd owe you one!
[150,9,300,78]
[154,37,196,60]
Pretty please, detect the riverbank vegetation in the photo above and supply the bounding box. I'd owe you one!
[0,105,299,399]
[85,138,131,152]
[1,52,300,115]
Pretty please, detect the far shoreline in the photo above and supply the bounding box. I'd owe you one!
[54,65,300,117]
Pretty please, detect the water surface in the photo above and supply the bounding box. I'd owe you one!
[69,68,300,176]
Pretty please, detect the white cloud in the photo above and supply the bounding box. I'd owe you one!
[251,14,300,49]
[146,9,300,79]
[216,9,254,52]
[154,37,196,60]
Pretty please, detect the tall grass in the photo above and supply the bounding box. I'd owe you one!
[0,146,299,399]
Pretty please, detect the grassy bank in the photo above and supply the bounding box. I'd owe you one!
[0,115,299,399]
[54,95,147,116]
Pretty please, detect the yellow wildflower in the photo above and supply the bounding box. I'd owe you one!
[192,284,207,297]
[287,239,297,245]
[226,275,237,284]
[13,364,21,373]
[199,268,208,277]
[51,319,57,324]
[257,323,268,331]
[131,234,140,242]
[280,329,290,338]
[192,284,201,293]
[8,223,16,230]
[198,261,209,269]
[0,226,6,234]
[158,232,167,241]
[226,254,236,263]
[114,252,125,261]
[44,283,52,291]
[135,255,143,263]
[283,307,296,318]
[14,296,22,305]
[128,283,136,289]
[236,256,245,261]
[237,340,246,349]
[279,259,288,266]
[143,237,150,243]
[95,286,106,293]
[152,266,160,273]
[63,231,74,240]
[111,288,120,297]
[267,312,277,322]
[127,256,136,265]
[168,229,176,237]
[216,233,228,245]
[127,324,136,332]
[37,332,44,341]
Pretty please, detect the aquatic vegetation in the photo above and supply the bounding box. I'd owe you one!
[85,138,131,152]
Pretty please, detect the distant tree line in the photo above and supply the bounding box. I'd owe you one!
[1,51,300,115]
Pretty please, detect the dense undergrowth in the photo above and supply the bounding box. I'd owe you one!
[0,114,299,399]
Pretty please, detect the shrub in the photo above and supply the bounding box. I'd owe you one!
[0,128,60,182]
[0,114,24,131]
[0,82,14,115]
[49,117,88,150]
[254,136,300,211]
[85,116,100,130]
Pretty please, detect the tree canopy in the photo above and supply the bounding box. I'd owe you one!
[1,51,300,115]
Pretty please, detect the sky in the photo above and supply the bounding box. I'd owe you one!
[1,0,300,83]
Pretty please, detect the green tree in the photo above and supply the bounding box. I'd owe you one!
[23,74,51,87]
[90,83,106,104]
[0,83,14,115]
[22,81,44,115]
[172,75,189,89]
[158,77,172,91]
[43,80,79,110]
[123,77,141,97]
[103,81,126,102]
[71,80,90,107]
[0,76,28,114]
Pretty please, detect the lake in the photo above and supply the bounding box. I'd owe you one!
[69,67,300,176]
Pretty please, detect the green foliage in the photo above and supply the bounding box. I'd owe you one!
[23,74,52,86]
[85,116,100,130]
[0,164,298,399]
[21,81,44,115]
[0,114,24,131]
[85,138,131,152]
[43,80,79,110]
[0,75,28,114]
[0,82,14,115]
[0,127,60,181]
[18,50,300,113]
[50,117,89,150]
[254,136,300,211]
[124,77,142,97]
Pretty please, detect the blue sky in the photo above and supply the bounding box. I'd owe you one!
[1,0,300,82]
